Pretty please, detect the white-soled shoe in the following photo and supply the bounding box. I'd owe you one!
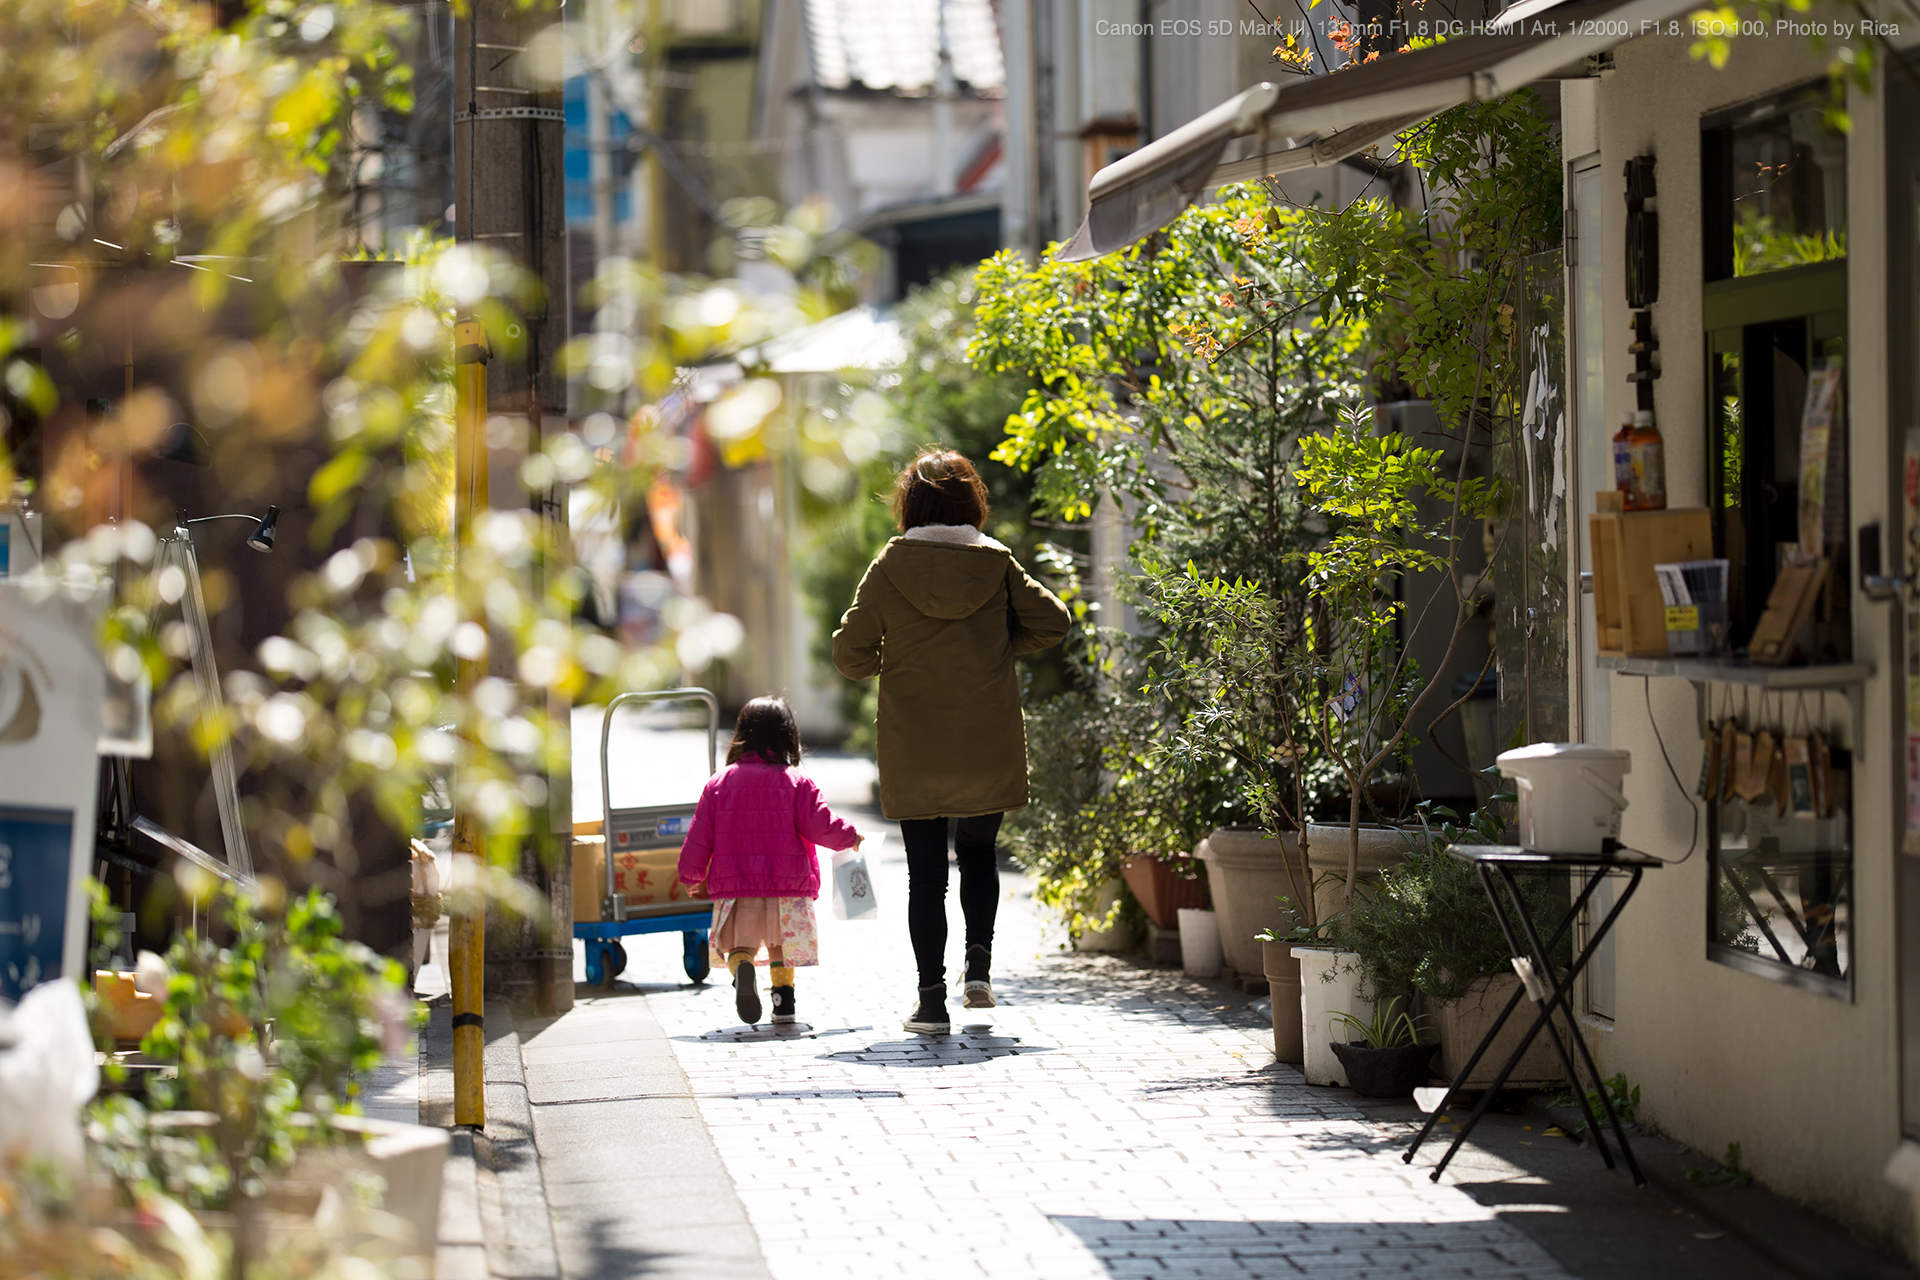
[903,983,950,1034]
[961,944,995,1008]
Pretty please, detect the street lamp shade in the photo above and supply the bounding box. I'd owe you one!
[247,506,279,553]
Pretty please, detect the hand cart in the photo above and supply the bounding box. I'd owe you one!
[578,688,720,989]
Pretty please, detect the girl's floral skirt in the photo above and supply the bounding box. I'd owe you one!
[708,896,819,967]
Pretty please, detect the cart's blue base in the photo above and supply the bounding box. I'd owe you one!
[576,914,712,988]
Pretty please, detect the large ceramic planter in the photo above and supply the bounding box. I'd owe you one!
[1197,825,1423,976]
[1120,854,1208,929]
[1261,939,1303,1063]
[1435,973,1568,1090]
[1294,946,1373,1087]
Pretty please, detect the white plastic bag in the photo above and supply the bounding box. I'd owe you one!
[0,978,100,1169]
[830,845,878,921]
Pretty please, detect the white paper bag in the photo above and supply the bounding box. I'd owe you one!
[831,846,878,921]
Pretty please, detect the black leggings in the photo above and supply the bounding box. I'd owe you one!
[900,813,1003,988]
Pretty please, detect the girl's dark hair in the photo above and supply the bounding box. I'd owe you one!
[891,448,989,531]
[726,696,801,766]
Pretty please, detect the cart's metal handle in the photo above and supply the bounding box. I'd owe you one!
[598,688,720,917]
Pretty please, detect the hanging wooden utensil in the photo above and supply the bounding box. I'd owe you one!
[1812,730,1833,818]
[1785,735,1815,817]
[1728,721,1743,802]
[1732,726,1758,800]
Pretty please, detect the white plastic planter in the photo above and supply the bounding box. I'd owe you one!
[1177,907,1222,978]
[1497,742,1632,853]
[1294,946,1373,1086]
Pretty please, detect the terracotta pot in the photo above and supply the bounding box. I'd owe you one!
[1197,825,1421,975]
[1120,854,1208,929]
[1261,939,1303,1063]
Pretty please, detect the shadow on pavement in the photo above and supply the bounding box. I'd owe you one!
[674,1024,864,1043]
[817,1032,1053,1068]
[1051,1214,1568,1279]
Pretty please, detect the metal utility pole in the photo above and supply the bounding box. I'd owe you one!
[451,317,488,1128]
[453,0,574,1019]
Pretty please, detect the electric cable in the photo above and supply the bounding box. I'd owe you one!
[1640,673,1699,864]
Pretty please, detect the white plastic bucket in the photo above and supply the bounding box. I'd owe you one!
[1294,946,1372,1086]
[1177,907,1222,978]
[1497,742,1632,853]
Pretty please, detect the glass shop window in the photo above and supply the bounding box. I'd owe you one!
[1701,83,1853,1000]
[1702,84,1848,281]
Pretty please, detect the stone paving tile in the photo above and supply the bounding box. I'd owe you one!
[608,814,1576,1280]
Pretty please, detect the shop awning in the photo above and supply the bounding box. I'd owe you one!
[1056,0,1696,261]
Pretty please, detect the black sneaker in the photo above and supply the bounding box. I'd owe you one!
[962,944,994,1008]
[902,983,950,1035]
[770,985,796,1025]
[733,963,762,1025]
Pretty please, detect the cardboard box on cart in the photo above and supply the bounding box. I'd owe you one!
[570,819,708,924]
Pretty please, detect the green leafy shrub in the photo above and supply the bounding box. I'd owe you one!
[1330,805,1565,1006]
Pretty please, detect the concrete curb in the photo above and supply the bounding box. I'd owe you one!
[423,997,564,1280]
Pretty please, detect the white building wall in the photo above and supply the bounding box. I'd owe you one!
[1583,31,1908,1253]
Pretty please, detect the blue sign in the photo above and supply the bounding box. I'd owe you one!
[0,804,76,1001]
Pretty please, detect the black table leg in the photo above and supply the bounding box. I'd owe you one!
[1418,865,1648,1185]
[1425,866,1613,1179]
[1484,865,1615,1166]
[1404,866,1607,1163]
[1498,863,1648,1187]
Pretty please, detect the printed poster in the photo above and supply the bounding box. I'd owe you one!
[1798,365,1844,559]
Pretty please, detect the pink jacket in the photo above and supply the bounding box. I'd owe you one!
[677,759,861,899]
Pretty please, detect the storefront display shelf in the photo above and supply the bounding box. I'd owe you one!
[1595,655,1872,689]
[1596,655,1873,758]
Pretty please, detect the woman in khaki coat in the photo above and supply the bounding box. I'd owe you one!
[833,449,1070,1034]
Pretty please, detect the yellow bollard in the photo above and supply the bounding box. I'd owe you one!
[449,877,485,1127]
[451,318,490,1128]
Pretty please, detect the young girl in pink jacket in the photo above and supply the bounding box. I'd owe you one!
[679,696,863,1026]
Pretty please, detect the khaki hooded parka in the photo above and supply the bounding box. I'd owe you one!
[832,536,1071,821]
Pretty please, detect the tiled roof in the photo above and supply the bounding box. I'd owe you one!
[802,0,1005,94]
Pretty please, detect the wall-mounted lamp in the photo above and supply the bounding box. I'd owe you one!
[182,505,279,554]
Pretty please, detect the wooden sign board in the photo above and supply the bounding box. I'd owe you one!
[1748,557,1829,666]
[0,583,104,1002]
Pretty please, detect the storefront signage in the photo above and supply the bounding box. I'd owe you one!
[0,583,103,1001]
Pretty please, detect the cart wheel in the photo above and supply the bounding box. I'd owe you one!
[683,931,710,984]
[611,941,628,976]
[596,942,620,991]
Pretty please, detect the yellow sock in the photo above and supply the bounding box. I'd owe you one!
[770,964,794,987]
[727,949,754,976]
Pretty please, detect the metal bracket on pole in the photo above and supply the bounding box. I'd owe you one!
[454,107,567,124]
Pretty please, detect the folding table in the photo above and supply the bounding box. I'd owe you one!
[1403,844,1661,1186]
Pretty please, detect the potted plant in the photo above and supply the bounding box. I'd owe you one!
[1330,805,1568,1088]
[1329,999,1439,1098]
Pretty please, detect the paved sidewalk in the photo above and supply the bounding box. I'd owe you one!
[496,726,1916,1280]
[591,813,1564,1280]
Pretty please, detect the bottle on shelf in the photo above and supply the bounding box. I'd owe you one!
[1629,409,1666,510]
[1613,413,1637,504]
